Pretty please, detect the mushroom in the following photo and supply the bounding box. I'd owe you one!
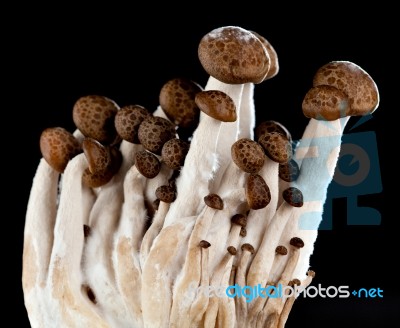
[23,25,381,328]
[164,26,272,227]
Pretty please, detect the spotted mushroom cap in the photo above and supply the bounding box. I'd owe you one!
[159,78,203,128]
[114,105,150,143]
[231,138,265,173]
[155,185,177,203]
[198,26,270,84]
[82,138,112,174]
[135,150,161,179]
[73,95,120,144]
[195,90,237,122]
[138,116,177,155]
[302,85,351,121]
[312,61,379,117]
[279,159,300,182]
[250,31,279,80]
[40,127,82,173]
[161,138,190,170]
[246,174,271,210]
[258,132,292,164]
[255,120,291,142]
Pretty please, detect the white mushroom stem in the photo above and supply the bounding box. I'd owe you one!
[203,249,236,328]
[169,204,219,326]
[83,141,139,327]
[238,82,255,140]
[278,272,315,328]
[143,162,172,206]
[188,245,211,327]
[235,245,255,327]
[141,216,195,328]
[112,166,147,327]
[256,245,301,328]
[23,159,59,289]
[164,77,243,226]
[139,201,170,268]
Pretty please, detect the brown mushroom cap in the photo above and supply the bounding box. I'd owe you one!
[198,26,270,84]
[40,127,82,173]
[204,193,224,210]
[241,243,255,254]
[199,240,211,248]
[255,120,291,142]
[161,138,190,170]
[227,246,237,255]
[195,90,237,122]
[135,150,161,179]
[159,78,203,128]
[246,174,271,210]
[155,185,177,203]
[289,237,305,248]
[313,61,379,116]
[279,159,300,182]
[258,132,292,164]
[138,116,176,155]
[73,95,119,144]
[231,138,265,173]
[275,245,288,255]
[82,138,112,174]
[250,31,279,80]
[231,214,247,227]
[302,85,350,121]
[282,187,304,207]
[114,105,150,143]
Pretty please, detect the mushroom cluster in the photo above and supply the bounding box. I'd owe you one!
[23,26,379,328]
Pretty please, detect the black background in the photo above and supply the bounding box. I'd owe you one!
[8,5,396,327]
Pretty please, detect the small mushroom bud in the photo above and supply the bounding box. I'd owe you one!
[204,193,224,210]
[227,246,237,255]
[231,138,265,173]
[159,78,203,128]
[289,237,305,248]
[279,159,300,182]
[135,150,161,179]
[275,245,288,255]
[246,174,271,210]
[40,127,82,173]
[241,243,255,254]
[231,214,247,227]
[258,132,292,164]
[282,187,304,207]
[255,120,291,141]
[114,105,150,143]
[199,240,211,248]
[240,227,247,237]
[161,138,190,170]
[155,185,177,203]
[138,116,176,155]
[195,90,237,122]
[72,95,119,144]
